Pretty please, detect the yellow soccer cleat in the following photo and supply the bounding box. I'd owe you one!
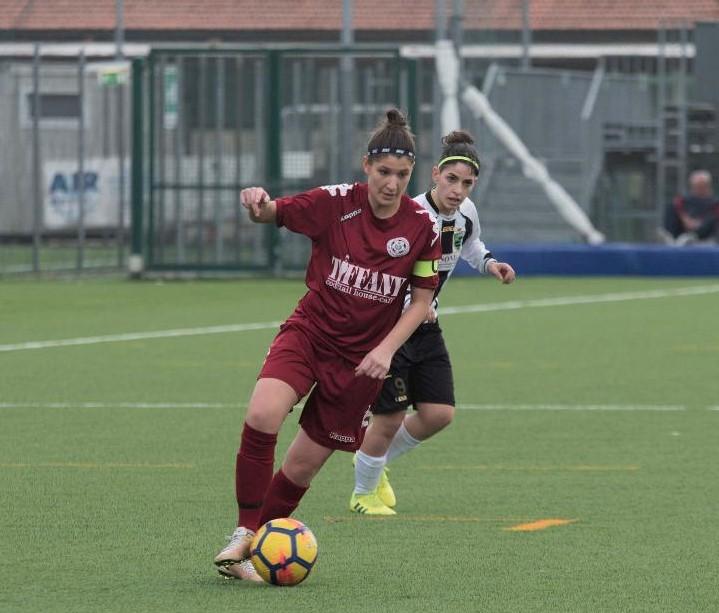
[349,491,396,516]
[376,466,396,508]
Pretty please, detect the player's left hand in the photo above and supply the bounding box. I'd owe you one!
[355,346,393,380]
[487,261,516,284]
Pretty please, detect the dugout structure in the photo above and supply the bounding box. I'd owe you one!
[130,46,424,275]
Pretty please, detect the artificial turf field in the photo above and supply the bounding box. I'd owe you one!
[1,276,717,612]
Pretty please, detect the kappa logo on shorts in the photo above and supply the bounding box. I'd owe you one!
[386,237,410,257]
[329,431,355,443]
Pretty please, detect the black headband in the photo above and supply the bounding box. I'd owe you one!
[367,147,415,159]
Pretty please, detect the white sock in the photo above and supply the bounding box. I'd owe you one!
[353,450,387,495]
[386,421,421,463]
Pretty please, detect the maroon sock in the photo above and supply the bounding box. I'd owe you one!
[258,469,309,526]
[235,423,277,531]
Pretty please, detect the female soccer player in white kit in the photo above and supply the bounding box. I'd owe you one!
[349,130,516,515]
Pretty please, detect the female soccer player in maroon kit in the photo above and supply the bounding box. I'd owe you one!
[214,109,441,581]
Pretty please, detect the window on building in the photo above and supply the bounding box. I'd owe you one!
[26,93,81,120]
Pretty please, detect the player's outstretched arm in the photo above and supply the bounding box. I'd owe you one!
[240,186,277,223]
[486,261,516,284]
[355,286,435,380]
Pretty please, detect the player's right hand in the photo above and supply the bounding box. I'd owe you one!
[240,187,270,218]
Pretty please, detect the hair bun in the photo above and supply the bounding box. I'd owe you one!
[442,130,474,146]
[385,108,408,127]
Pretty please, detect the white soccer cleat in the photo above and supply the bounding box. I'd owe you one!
[214,526,259,580]
[217,558,264,582]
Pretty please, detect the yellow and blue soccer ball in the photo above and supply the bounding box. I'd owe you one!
[249,518,318,586]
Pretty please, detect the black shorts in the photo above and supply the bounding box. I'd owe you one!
[372,323,455,415]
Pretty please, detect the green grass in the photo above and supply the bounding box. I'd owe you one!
[0,244,121,273]
[1,276,718,612]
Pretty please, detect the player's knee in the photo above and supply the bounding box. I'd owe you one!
[372,412,406,438]
[421,404,455,433]
[245,406,282,433]
[245,397,293,433]
[282,457,320,488]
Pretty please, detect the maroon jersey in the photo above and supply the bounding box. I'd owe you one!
[275,182,440,363]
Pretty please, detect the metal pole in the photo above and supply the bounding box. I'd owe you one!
[175,56,185,263]
[521,0,532,71]
[215,56,225,263]
[339,0,354,181]
[450,0,464,56]
[677,24,689,191]
[433,0,447,160]
[116,0,126,267]
[115,0,124,60]
[77,49,86,271]
[656,24,667,222]
[450,0,464,126]
[130,58,144,276]
[117,82,126,266]
[32,45,42,272]
[266,50,282,273]
[436,0,447,39]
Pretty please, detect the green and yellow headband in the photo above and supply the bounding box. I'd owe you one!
[437,155,480,174]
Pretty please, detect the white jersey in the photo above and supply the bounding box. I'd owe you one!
[403,190,496,315]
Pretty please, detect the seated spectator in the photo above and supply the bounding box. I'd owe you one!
[660,170,719,245]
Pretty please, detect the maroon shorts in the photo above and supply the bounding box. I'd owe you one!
[258,324,383,452]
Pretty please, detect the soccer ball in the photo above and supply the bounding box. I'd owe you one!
[249,518,318,586]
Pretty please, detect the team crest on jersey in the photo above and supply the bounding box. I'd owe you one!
[386,237,410,257]
[453,227,466,250]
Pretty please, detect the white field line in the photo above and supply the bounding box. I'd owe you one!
[0,401,692,411]
[708,406,719,411]
[0,321,282,353]
[457,403,686,411]
[1,284,718,354]
[439,284,719,316]
[0,402,243,409]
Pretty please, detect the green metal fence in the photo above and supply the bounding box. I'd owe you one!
[132,46,421,275]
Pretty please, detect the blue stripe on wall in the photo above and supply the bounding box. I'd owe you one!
[457,244,719,276]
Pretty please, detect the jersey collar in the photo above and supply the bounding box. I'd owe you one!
[425,189,460,221]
